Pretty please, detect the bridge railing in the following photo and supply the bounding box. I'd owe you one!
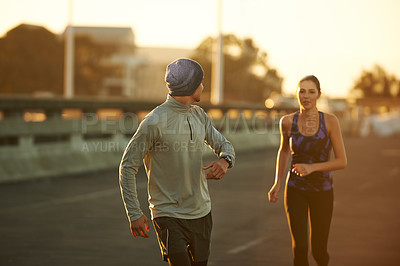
[0,96,295,183]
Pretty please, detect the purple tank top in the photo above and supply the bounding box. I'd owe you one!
[287,111,333,191]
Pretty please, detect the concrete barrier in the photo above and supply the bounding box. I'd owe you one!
[0,96,289,183]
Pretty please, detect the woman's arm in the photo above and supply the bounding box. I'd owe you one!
[268,115,292,203]
[292,114,347,176]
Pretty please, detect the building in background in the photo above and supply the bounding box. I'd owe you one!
[134,46,193,101]
[66,26,143,97]
[64,26,193,101]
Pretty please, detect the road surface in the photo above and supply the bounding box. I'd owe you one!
[1,136,399,266]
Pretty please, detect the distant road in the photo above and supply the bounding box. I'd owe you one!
[0,136,399,266]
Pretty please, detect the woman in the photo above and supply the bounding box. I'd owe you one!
[268,75,347,266]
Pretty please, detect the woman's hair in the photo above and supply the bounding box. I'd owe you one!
[298,75,321,94]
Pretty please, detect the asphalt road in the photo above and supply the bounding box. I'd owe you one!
[1,136,399,266]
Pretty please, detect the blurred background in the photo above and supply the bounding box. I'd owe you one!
[0,0,399,178]
[0,0,399,265]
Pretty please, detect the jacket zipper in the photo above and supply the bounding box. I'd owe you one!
[187,117,193,141]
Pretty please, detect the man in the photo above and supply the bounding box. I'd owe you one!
[119,58,235,266]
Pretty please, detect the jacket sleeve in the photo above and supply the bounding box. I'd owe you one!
[202,109,236,168]
[119,117,158,222]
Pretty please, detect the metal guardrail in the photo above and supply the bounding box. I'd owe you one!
[0,95,293,113]
[0,96,296,144]
[0,96,296,182]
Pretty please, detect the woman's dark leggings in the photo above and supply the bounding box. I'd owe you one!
[285,186,334,266]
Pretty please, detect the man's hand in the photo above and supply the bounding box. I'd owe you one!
[203,159,229,180]
[130,214,150,238]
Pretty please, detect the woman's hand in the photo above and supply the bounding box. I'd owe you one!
[292,163,313,177]
[268,183,281,203]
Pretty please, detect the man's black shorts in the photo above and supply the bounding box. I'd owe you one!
[152,212,212,262]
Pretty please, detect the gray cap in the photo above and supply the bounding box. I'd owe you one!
[165,58,204,96]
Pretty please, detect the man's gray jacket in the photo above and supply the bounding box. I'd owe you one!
[119,95,235,222]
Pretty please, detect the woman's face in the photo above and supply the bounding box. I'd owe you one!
[297,80,320,110]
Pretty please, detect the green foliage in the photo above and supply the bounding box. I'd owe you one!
[352,65,400,98]
[191,34,283,104]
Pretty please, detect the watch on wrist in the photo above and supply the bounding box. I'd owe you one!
[220,155,232,168]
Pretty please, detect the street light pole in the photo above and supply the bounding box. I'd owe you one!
[211,0,224,105]
[64,0,74,99]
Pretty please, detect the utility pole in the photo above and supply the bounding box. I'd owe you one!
[64,0,74,99]
[211,0,224,105]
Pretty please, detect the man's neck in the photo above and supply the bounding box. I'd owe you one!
[171,95,194,105]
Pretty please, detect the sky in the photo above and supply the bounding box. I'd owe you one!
[1,0,399,98]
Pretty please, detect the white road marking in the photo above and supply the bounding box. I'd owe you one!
[381,149,400,157]
[227,236,266,254]
[358,182,373,191]
[4,182,146,212]
[389,167,399,177]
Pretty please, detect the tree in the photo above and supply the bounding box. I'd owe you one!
[351,64,400,98]
[191,34,282,104]
[0,24,64,95]
[0,24,120,96]
[73,34,119,96]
